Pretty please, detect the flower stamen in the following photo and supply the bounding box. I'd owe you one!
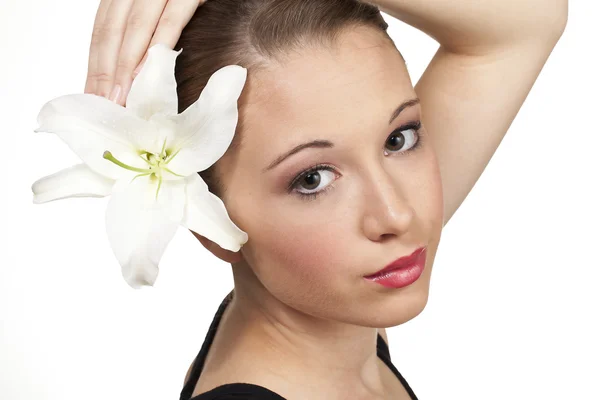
[160,137,168,155]
[105,145,183,199]
[156,175,163,199]
[130,172,152,183]
[103,151,150,173]
[163,167,185,177]
[165,148,181,164]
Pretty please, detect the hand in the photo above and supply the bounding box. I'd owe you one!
[84,0,205,106]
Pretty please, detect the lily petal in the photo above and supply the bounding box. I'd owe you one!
[127,44,182,120]
[32,163,115,204]
[181,174,248,252]
[166,65,247,176]
[105,176,186,288]
[35,94,158,179]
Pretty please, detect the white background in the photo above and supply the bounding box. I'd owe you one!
[1,1,598,399]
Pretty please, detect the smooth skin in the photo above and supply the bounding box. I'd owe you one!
[83,0,206,102]
[83,0,567,392]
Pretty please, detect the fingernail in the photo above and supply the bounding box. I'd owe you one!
[109,84,121,103]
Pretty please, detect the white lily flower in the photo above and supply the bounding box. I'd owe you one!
[31,44,249,289]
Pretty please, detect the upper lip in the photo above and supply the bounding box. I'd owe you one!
[364,246,427,277]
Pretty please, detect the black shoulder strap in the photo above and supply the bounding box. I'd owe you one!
[180,290,235,400]
[376,336,420,400]
[376,332,392,361]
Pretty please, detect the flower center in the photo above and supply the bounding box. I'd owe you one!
[103,138,183,199]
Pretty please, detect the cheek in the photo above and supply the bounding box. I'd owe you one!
[424,146,445,229]
[231,143,444,291]
[411,144,445,254]
[241,210,361,316]
[225,184,353,290]
[257,220,350,285]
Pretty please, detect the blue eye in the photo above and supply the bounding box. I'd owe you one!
[289,120,424,202]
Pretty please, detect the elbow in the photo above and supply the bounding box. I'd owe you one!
[519,1,568,47]
[541,0,569,41]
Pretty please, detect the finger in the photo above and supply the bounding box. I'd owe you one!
[112,0,169,106]
[120,0,203,103]
[149,0,203,49]
[132,52,149,79]
[85,0,113,94]
[95,0,135,100]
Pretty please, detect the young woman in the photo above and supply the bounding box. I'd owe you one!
[84,0,567,399]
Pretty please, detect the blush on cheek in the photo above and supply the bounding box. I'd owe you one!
[264,223,350,291]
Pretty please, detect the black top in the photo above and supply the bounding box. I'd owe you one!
[180,290,419,400]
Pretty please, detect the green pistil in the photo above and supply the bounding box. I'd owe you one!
[103,151,149,173]
[103,147,184,200]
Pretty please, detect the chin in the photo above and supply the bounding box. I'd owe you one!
[360,275,432,328]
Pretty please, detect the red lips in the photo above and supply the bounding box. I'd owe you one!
[364,246,427,278]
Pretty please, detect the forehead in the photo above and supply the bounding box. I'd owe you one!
[236,27,414,158]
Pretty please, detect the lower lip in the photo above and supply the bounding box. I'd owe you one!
[364,250,426,288]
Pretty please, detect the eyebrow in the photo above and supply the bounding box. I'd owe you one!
[263,97,420,172]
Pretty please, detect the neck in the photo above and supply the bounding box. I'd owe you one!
[222,281,388,397]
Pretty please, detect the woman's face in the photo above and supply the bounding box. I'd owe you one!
[216,26,444,327]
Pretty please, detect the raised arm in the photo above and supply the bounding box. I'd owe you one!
[370,0,566,349]
[370,0,568,226]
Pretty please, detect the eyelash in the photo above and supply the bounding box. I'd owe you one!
[288,120,424,202]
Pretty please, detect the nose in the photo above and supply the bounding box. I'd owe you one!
[361,168,415,242]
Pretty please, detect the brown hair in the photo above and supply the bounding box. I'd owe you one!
[174,0,395,198]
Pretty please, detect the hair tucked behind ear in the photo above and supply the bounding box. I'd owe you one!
[174,0,395,198]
